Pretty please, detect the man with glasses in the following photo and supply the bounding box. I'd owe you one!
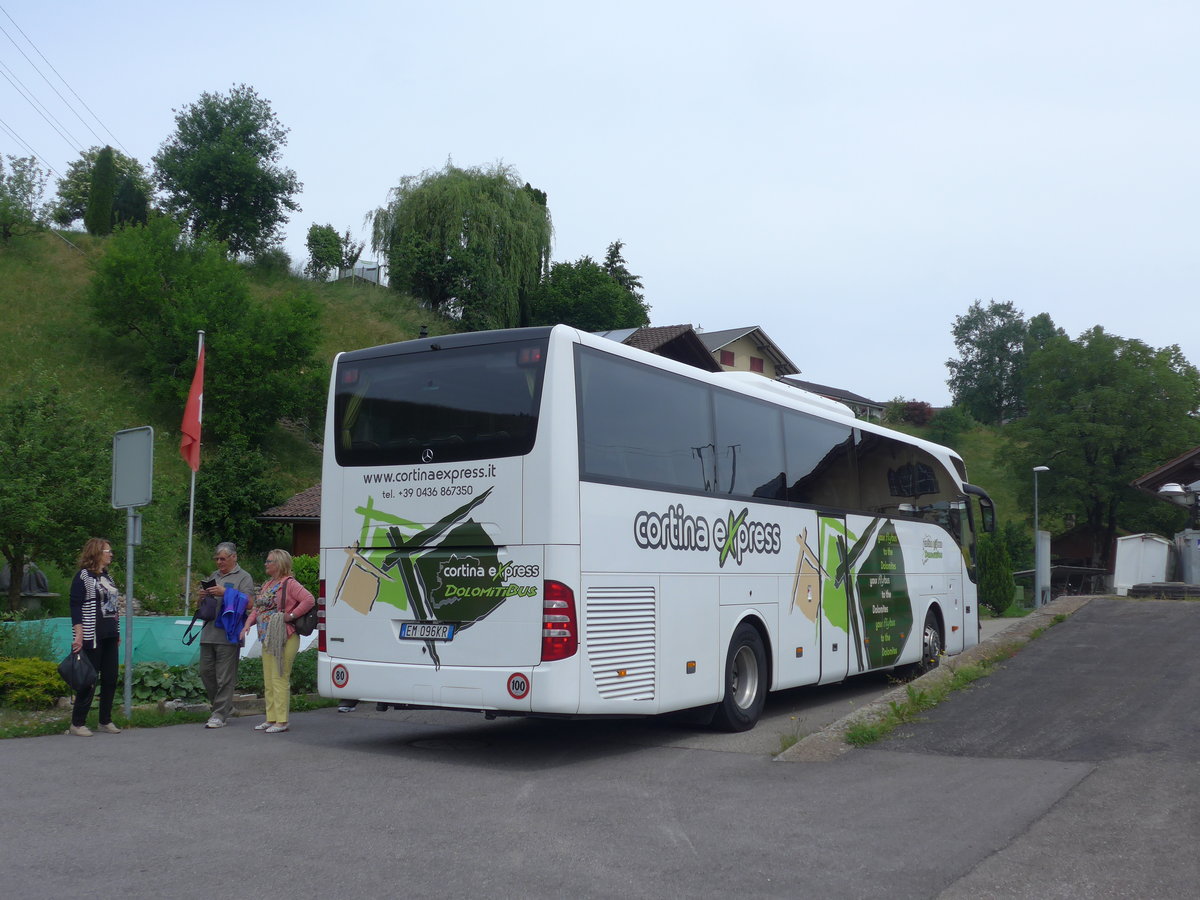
[199,542,255,728]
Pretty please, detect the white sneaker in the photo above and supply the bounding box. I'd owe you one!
[265,723,289,733]
[68,724,93,737]
[205,716,226,729]
[254,721,273,731]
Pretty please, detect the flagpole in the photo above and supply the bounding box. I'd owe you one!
[183,330,205,615]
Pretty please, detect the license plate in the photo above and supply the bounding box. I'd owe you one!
[399,621,455,641]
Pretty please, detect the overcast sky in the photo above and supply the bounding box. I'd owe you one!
[3,1,1195,405]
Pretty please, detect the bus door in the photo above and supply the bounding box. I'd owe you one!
[816,513,851,685]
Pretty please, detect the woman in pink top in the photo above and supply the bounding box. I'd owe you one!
[240,549,314,733]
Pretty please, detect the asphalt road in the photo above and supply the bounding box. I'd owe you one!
[1,599,1194,899]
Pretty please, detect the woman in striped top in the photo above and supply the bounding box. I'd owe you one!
[68,538,122,736]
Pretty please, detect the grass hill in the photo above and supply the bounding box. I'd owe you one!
[0,229,454,610]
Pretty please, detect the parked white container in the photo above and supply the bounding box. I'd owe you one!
[1113,534,1174,595]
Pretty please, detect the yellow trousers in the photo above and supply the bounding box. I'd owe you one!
[262,633,300,724]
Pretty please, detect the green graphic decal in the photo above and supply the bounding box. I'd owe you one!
[717,508,749,567]
[855,522,913,668]
[332,488,512,668]
[818,516,849,634]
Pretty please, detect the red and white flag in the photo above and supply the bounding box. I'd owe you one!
[180,345,205,472]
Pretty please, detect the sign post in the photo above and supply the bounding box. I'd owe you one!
[112,426,154,718]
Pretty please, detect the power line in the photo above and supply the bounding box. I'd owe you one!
[0,56,83,154]
[0,4,131,157]
[0,114,61,178]
[0,17,107,149]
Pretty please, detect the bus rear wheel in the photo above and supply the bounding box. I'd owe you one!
[712,622,767,732]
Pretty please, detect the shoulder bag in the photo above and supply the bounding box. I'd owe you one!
[58,650,97,693]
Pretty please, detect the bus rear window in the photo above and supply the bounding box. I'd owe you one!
[334,338,547,467]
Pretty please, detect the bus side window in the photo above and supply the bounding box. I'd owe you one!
[714,391,785,500]
[578,347,714,492]
[784,413,856,508]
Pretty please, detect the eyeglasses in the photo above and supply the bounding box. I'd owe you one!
[214,555,231,561]
[265,558,277,565]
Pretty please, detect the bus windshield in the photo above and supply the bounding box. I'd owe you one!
[333,337,549,467]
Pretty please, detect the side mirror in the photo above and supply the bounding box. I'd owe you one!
[978,496,996,533]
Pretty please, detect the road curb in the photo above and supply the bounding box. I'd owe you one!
[774,595,1096,763]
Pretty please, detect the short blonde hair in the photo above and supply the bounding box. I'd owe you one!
[266,548,294,578]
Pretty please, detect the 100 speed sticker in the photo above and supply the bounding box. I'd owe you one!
[506,672,530,699]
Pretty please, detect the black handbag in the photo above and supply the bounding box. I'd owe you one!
[284,579,318,636]
[58,650,97,693]
[197,592,219,621]
[182,588,220,645]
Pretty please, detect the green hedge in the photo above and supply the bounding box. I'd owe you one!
[0,658,63,710]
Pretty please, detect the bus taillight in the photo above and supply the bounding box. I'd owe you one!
[541,580,578,661]
[317,578,326,653]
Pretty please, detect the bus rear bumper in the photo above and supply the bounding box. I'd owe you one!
[318,655,580,715]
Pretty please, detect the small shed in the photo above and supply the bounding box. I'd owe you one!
[258,484,320,557]
[1112,534,1174,596]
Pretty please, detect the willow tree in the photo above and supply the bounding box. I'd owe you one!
[370,162,552,329]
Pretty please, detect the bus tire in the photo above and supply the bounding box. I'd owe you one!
[712,622,767,732]
[917,608,943,675]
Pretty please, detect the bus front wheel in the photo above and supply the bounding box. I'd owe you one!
[917,609,943,675]
[712,622,768,732]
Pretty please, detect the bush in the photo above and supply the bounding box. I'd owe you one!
[292,555,318,598]
[0,657,63,709]
[0,619,58,661]
[290,647,318,694]
[901,401,933,426]
[883,397,934,427]
[236,655,264,696]
[128,660,206,703]
[247,247,293,279]
[926,405,976,448]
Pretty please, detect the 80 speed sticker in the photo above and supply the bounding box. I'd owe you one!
[331,664,350,689]
[506,672,530,699]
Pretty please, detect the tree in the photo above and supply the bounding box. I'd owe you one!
[153,84,301,257]
[528,256,651,331]
[338,228,364,274]
[1008,327,1200,568]
[369,162,552,329]
[305,224,363,281]
[0,370,116,612]
[51,146,152,227]
[186,434,285,556]
[84,145,116,236]
[602,240,646,304]
[977,531,1016,615]
[112,174,149,227]
[945,300,1030,424]
[305,223,340,280]
[0,154,47,244]
[89,216,323,443]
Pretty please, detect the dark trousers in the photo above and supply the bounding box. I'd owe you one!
[199,641,241,721]
[72,637,119,727]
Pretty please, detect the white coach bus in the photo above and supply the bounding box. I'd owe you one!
[316,324,995,731]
